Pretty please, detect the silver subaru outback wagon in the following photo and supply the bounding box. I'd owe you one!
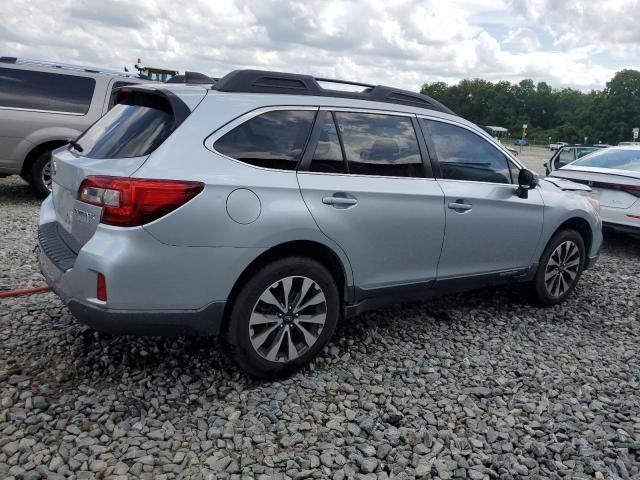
[37,70,602,377]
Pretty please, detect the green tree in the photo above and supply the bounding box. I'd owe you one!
[420,70,640,145]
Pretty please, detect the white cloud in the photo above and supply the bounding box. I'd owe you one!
[503,28,540,53]
[1,0,638,92]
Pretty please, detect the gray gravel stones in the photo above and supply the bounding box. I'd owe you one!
[1,174,640,479]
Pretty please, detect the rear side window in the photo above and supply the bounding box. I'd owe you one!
[421,119,512,184]
[75,92,175,159]
[214,110,316,170]
[0,67,95,114]
[333,112,423,177]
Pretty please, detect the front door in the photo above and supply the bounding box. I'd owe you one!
[419,118,544,279]
[298,110,445,295]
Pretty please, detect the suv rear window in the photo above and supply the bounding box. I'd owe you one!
[74,92,175,159]
[0,67,95,114]
[214,110,316,170]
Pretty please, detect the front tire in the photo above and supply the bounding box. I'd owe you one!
[531,229,585,306]
[226,257,340,378]
[29,151,54,197]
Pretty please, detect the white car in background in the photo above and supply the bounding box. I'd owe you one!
[550,146,640,235]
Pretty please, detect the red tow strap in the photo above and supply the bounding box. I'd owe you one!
[0,285,51,298]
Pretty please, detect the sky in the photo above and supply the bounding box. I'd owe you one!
[2,0,639,92]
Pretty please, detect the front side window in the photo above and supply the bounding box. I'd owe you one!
[555,148,576,169]
[421,119,512,184]
[214,110,316,171]
[75,92,175,159]
[508,158,521,183]
[0,67,95,114]
[331,112,423,178]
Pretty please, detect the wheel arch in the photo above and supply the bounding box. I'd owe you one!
[549,216,593,262]
[222,240,352,329]
[21,140,69,179]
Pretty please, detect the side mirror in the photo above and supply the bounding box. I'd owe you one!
[516,169,538,199]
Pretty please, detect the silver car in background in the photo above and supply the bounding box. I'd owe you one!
[37,70,603,377]
[0,57,149,196]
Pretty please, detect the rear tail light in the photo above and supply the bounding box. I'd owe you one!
[78,176,204,227]
[622,185,640,198]
[557,178,640,198]
[97,273,107,301]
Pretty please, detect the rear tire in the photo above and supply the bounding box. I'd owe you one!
[530,229,585,306]
[29,151,54,198]
[226,257,340,378]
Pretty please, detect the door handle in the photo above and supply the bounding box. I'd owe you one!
[322,194,358,208]
[447,200,472,212]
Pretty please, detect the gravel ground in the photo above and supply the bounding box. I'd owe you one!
[1,175,639,480]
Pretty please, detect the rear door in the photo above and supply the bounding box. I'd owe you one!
[297,109,445,296]
[419,118,544,279]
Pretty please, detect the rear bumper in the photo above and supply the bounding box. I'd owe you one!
[36,219,230,336]
[67,299,225,336]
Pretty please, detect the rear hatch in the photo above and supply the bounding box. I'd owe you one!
[51,86,204,250]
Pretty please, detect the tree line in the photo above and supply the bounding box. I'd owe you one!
[420,69,640,145]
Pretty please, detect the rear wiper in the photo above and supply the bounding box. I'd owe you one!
[68,140,84,153]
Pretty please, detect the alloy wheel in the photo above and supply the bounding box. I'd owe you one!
[249,276,327,363]
[544,240,581,297]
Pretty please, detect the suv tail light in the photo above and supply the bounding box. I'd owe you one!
[78,176,204,227]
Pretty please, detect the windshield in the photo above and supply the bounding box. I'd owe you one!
[570,148,640,172]
[75,92,175,159]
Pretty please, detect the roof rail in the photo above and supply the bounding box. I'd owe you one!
[212,70,455,114]
[0,56,140,79]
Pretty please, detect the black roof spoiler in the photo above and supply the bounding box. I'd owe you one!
[113,86,192,129]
